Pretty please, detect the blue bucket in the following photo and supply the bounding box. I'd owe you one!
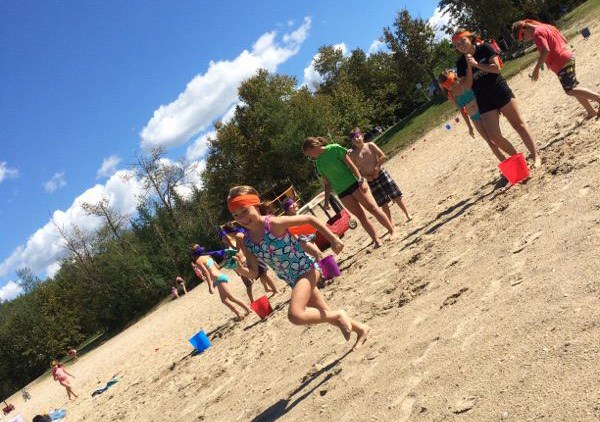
[189,330,211,352]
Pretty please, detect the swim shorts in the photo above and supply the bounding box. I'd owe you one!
[368,169,403,207]
[557,60,579,92]
[338,181,360,198]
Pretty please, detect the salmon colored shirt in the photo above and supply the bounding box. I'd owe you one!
[533,25,573,74]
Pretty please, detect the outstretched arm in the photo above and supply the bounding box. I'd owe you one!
[233,235,259,279]
[270,214,344,254]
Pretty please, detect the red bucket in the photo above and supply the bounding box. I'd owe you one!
[318,255,341,280]
[498,153,530,185]
[250,295,272,319]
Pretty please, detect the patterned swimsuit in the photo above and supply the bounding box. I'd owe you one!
[243,216,317,288]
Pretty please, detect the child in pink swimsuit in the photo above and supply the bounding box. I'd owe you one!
[51,360,78,400]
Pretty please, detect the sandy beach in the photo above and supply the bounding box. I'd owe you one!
[5,19,600,422]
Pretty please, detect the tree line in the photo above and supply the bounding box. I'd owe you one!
[0,0,585,399]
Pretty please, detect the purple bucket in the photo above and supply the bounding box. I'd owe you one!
[318,255,341,280]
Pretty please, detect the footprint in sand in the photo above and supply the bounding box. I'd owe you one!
[480,277,501,302]
[512,231,543,254]
[390,373,423,420]
[508,259,527,286]
[577,185,591,197]
[412,337,439,366]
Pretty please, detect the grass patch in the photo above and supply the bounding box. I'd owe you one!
[374,0,599,157]
[559,0,600,30]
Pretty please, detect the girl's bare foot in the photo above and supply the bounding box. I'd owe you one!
[336,310,353,341]
[352,324,371,351]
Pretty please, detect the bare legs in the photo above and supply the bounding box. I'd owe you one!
[566,87,600,118]
[480,109,520,160]
[500,99,540,167]
[382,197,411,224]
[259,272,279,295]
[287,270,370,351]
[473,120,507,162]
[300,240,325,261]
[61,381,78,400]
[217,282,252,320]
[340,187,395,248]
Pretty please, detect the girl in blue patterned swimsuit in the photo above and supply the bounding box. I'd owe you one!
[228,185,370,351]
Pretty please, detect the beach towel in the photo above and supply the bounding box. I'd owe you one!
[91,378,119,397]
[48,409,67,421]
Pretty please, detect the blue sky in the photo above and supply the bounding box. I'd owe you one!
[0,0,446,300]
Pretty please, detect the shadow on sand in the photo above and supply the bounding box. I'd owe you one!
[250,350,351,421]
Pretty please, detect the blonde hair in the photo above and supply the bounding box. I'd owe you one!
[228,185,272,215]
[302,136,328,152]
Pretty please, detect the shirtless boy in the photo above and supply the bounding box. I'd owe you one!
[347,128,411,224]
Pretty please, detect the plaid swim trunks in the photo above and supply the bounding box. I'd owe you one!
[368,169,402,207]
[557,59,579,92]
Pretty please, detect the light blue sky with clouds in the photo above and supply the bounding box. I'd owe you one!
[0,0,449,301]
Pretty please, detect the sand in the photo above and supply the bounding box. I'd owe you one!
[5,20,600,422]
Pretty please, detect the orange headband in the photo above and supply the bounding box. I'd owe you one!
[452,31,473,43]
[441,72,457,91]
[228,194,261,213]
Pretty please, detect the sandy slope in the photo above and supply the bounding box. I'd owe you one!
[6,21,600,422]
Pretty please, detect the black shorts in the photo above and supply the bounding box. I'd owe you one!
[476,81,515,114]
[338,181,360,198]
[557,60,579,92]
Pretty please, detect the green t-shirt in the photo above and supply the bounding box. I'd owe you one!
[315,143,357,194]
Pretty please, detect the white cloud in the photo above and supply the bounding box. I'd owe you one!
[186,131,215,161]
[0,162,19,183]
[368,39,386,55]
[173,160,206,199]
[301,43,347,91]
[96,155,122,179]
[0,169,143,279]
[140,17,312,151]
[0,280,23,302]
[428,7,451,42]
[43,172,67,193]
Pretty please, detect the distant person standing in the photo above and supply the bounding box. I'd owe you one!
[175,276,187,295]
[21,387,31,401]
[51,360,78,400]
[67,348,78,361]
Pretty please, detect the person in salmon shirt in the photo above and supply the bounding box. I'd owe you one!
[513,19,600,119]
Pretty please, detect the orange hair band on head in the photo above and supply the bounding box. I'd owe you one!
[228,194,261,212]
[452,31,473,43]
[441,72,457,91]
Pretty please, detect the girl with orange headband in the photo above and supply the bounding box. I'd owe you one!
[227,185,371,351]
[190,243,253,321]
[512,19,600,119]
[453,28,540,168]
